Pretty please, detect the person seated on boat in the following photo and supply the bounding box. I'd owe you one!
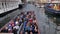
[20,15,25,23]
[9,20,15,27]
[27,12,30,15]
[29,11,35,18]
[13,25,19,30]
[20,12,25,19]
[28,12,32,16]
[14,20,19,26]
[29,18,33,24]
[14,16,21,25]
[25,15,29,20]
[28,15,31,19]
[30,22,38,34]
[27,12,33,19]
[1,27,8,33]
[32,15,35,17]
[23,21,28,34]
[20,12,24,14]
[10,20,14,23]
[21,18,25,23]
[17,16,20,21]
[8,28,12,33]
[23,21,27,29]
[48,4,53,8]
[25,31,33,34]
[31,14,35,18]
[20,14,26,19]
[11,23,15,27]
[19,18,23,26]
[8,24,13,33]
[24,22,32,34]
[33,17,37,24]
[23,17,28,22]
[12,28,18,34]
[34,23,38,34]
[30,24,35,34]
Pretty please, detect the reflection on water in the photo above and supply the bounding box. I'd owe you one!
[45,12,60,25]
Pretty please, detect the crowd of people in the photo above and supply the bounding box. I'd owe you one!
[0,11,39,34]
[20,11,39,34]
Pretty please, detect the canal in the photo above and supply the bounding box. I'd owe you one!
[0,3,60,34]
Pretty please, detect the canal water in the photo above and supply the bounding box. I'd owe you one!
[22,4,58,34]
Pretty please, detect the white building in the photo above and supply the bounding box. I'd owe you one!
[0,0,22,14]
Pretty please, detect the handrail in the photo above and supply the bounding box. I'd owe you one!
[17,23,23,34]
[0,12,20,32]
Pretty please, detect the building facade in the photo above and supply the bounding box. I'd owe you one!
[0,0,22,14]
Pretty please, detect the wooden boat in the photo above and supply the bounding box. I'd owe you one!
[0,11,40,34]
